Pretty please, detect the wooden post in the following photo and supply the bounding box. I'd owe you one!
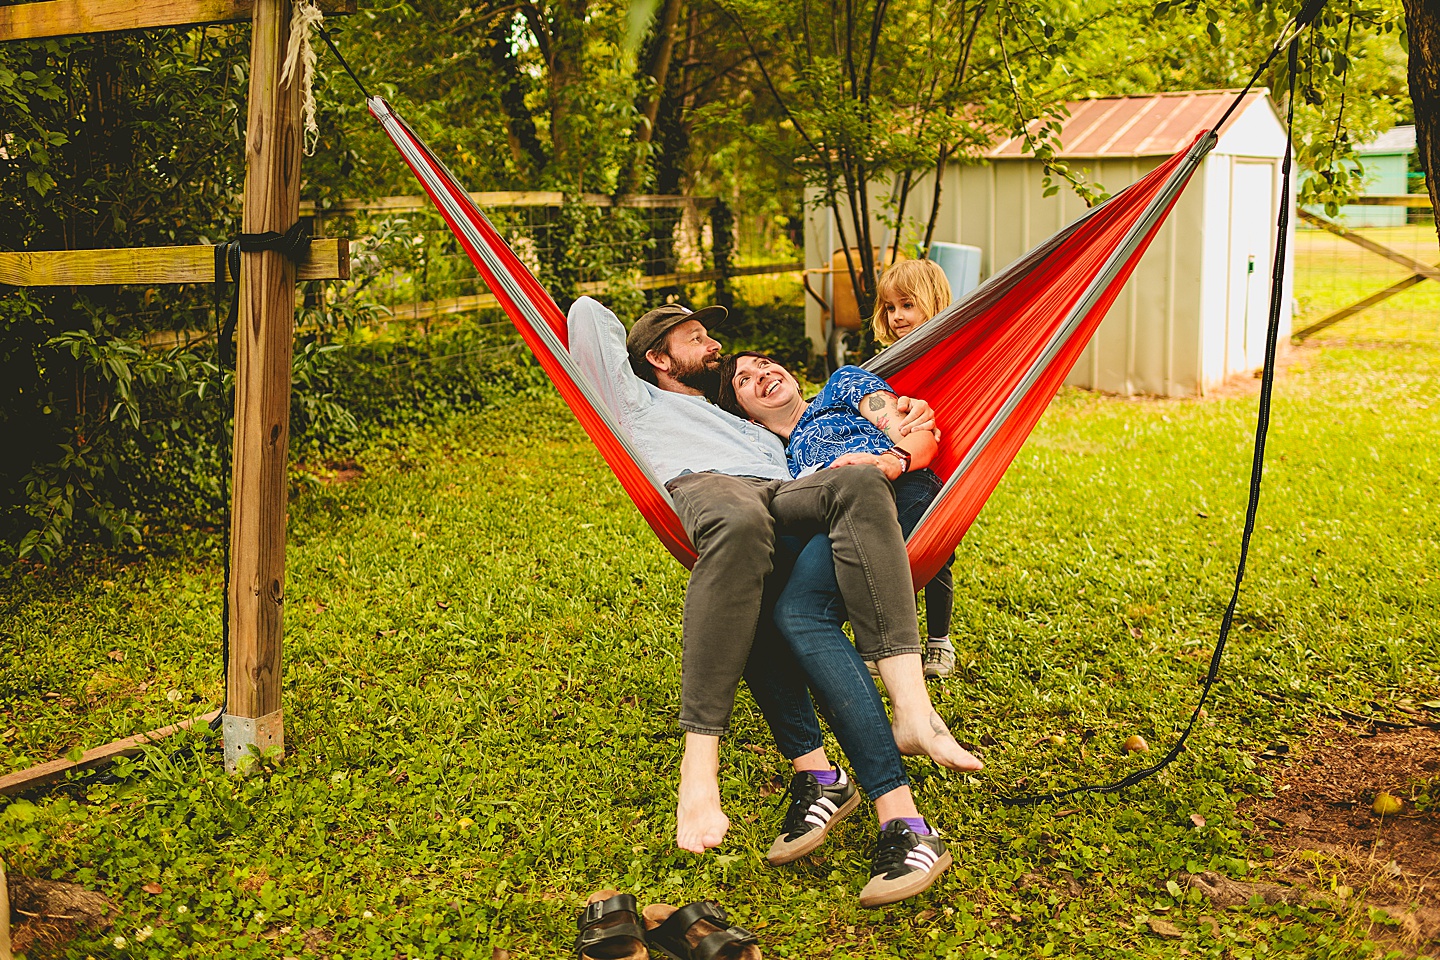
[1,857,11,960]
[225,0,302,773]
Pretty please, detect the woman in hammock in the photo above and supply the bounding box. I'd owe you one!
[716,351,981,904]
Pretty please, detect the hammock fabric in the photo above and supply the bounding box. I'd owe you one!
[372,96,1216,584]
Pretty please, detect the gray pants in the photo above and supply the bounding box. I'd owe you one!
[665,465,920,736]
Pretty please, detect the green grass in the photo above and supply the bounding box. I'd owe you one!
[2,341,1439,958]
[1294,224,1440,340]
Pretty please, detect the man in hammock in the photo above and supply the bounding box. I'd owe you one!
[568,297,977,889]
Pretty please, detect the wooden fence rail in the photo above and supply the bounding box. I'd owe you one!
[0,240,349,286]
[385,260,804,325]
[0,0,353,40]
[1294,208,1439,340]
[1345,194,1432,207]
[301,192,718,218]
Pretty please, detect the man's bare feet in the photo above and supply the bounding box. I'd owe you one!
[893,712,983,771]
[676,732,730,853]
[676,776,730,853]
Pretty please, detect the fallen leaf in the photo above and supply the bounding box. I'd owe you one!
[141,882,162,895]
[166,689,182,702]
[1147,917,1183,938]
[1190,813,1206,828]
[1124,734,1149,754]
[436,600,450,610]
[107,650,125,662]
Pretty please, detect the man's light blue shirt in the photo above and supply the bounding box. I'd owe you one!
[567,297,790,484]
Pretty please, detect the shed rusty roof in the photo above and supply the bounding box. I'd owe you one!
[987,90,1273,159]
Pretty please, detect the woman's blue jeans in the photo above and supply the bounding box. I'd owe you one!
[745,470,942,802]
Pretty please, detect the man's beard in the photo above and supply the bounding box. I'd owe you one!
[674,354,721,398]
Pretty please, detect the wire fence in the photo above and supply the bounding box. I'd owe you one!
[306,193,802,337]
[1292,202,1439,343]
[131,194,807,353]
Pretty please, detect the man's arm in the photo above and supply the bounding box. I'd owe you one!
[895,396,937,437]
[566,296,651,421]
[831,390,939,480]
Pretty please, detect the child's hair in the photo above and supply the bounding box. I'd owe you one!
[871,259,953,345]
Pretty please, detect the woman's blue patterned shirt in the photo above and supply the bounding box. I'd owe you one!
[786,365,896,477]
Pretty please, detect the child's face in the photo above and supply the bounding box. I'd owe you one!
[883,294,929,339]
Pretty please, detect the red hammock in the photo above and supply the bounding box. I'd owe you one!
[372,97,1215,585]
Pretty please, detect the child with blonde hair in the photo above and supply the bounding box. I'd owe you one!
[872,258,958,678]
[872,258,953,346]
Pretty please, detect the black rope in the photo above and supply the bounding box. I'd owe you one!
[999,36,1304,807]
[210,240,241,732]
[316,23,371,102]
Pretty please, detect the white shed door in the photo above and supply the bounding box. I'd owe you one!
[1227,162,1274,375]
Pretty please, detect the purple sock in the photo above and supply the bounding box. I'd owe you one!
[882,816,931,835]
[800,767,839,785]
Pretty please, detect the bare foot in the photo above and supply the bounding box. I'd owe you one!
[676,773,730,853]
[893,712,983,771]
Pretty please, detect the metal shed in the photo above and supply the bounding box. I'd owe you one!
[803,89,1295,397]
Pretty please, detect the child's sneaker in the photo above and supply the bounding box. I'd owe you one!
[766,768,860,865]
[858,820,953,907]
[923,639,955,679]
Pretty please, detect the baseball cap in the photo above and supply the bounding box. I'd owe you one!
[625,303,729,367]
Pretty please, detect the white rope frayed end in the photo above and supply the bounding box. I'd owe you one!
[281,0,323,156]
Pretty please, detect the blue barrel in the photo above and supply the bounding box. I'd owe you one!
[927,242,983,299]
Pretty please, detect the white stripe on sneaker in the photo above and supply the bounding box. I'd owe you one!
[904,847,939,870]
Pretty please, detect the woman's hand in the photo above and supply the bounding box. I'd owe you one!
[830,451,905,481]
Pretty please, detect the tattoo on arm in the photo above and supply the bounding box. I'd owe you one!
[876,415,891,431]
[867,393,888,412]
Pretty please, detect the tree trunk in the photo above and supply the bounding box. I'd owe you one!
[546,0,588,187]
[488,16,547,178]
[1404,0,1440,248]
[620,0,684,193]
[638,0,684,142]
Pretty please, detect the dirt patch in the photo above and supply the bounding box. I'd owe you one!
[7,874,117,957]
[1247,721,1440,948]
[1196,339,1310,400]
[317,458,365,484]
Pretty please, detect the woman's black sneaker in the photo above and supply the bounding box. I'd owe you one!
[858,820,953,906]
[766,768,860,865]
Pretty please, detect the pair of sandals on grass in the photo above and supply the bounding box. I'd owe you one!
[575,891,759,960]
